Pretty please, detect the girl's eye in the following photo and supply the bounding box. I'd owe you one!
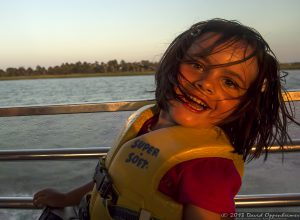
[191,63,205,72]
[223,78,239,89]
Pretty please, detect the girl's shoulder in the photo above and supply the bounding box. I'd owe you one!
[159,157,241,213]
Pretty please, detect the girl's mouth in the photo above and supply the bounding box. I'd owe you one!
[177,92,209,113]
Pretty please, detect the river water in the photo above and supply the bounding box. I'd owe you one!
[0,71,299,219]
[0,71,299,107]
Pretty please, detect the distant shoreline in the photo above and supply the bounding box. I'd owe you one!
[1,65,300,81]
[0,71,155,81]
[280,63,300,70]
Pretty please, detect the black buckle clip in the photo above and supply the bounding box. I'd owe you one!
[94,162,113,200]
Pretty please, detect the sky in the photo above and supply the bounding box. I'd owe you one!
[0,0,300,69]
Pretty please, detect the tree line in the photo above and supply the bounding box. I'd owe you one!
[0,60,299,78]
[0,60,158,77]
[280,62,300,70]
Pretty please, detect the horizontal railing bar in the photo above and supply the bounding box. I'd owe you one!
[1,193,300,209]
[0,90,299,117]
[0,142,299,161]
[0,197,37,209]
[282,90,300,102]
[0,147,110,161]
[267,141,300,153]
[235,193,300,207]
[0,99,155,117]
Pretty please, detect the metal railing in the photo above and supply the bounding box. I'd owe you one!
[1,193,300,209]
[0,90,299,117]
[235,193,300,208]
[0,99,155,117]
[0,147,109,161]
[1,92,300,210]
[0,142,300,161]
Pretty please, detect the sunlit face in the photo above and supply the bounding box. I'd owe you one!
[157,33,259,129]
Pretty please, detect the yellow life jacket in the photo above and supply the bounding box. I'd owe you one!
[88,104,244,220]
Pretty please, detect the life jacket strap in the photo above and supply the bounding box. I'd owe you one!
[93,159,160,220]
[108,206,159,220]
[78,194,91,220]
[93,159,118,204]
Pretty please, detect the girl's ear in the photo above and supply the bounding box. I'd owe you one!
[261,78,267,92]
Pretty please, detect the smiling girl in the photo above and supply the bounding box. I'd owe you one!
[34,18,299,220]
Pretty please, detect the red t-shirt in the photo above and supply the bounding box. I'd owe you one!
[138,115,242,214]
[158,157,241,214]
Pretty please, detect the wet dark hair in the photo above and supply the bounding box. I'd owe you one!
[155,18,299,162]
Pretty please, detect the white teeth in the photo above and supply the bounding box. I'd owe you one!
[187,94,208,108]
[180,95,208,111]
[189,102,204,110]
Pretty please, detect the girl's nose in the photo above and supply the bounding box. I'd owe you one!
[193,77,215,95]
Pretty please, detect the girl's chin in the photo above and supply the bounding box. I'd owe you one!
[173,117,214,128]
[170,109,211,128]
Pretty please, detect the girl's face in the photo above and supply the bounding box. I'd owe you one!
[161,33,259,129]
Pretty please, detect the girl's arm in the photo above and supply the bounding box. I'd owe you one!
[33,181,94,208]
